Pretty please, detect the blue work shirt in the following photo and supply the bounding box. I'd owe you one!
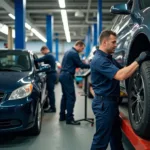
[91,49,122,96]
[35,52,56,73]
[61,47,90,75]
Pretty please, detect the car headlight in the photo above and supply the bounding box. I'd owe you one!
[9,84,33,100]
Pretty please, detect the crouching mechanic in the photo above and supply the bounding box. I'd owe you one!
[90,30,149,150]
[35,46,57,113]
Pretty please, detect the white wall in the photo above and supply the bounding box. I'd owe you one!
[0,41,76,54]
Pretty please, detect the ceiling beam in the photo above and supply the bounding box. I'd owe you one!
[27,9,109,13]
[2,20,113,25]
[30,15,113,20]
[29,36,85,41]
[26,2,121,8]
[0,10,7,14]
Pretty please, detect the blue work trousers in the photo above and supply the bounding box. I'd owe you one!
[59,72,76,121]
[91,96,124,150]
[46,72,57,109]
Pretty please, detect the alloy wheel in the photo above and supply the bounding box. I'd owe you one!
[130,72,145,124]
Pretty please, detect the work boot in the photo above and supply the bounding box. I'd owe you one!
[44,105,50,112]
[59,114,66,121]
[45,107,56,113]
[66,120,80,125]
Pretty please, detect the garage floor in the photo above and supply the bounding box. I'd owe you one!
[0,83,133,150]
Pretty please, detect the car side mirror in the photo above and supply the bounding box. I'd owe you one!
[36,64,51,73]
[110,3,130,15]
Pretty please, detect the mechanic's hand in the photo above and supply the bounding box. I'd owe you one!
[135,51,150,65]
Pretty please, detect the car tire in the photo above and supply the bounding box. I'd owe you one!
[128,61,150,138]
[30,101,42,136]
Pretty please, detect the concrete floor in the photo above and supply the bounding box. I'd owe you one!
[0,83,133,150]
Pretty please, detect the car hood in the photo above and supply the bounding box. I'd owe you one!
[0,72,33,92]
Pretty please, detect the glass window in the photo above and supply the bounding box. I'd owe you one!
[0,50,31,72]
[33,54,40,69]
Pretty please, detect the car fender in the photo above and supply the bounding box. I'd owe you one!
[126,24,150,63]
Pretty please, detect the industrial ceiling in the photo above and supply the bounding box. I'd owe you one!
[0,0,126,42]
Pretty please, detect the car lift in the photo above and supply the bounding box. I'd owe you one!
[120,111,150,150]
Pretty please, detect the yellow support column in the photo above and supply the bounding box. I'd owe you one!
[8,27,13,49]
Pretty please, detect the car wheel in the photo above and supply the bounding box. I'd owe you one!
[128,61,150,138]
[30,101,42,136]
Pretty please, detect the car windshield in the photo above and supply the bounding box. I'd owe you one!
[0,50,31,72]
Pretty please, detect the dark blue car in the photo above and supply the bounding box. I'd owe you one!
[110,0,150,138]
[0,50,48,135]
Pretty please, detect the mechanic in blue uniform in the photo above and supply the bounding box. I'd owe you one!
[35,46,57,113]
[59,40,90,125]
[90,30,149,150]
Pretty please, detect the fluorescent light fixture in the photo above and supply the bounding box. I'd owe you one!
[8,13,15,20]
[8,13,46,42]
[25,23,31,30]
[31,28,47,43]
[8,13,31,30]
[58,0,65,8]
[61,10,71,42]
[75,10,84,17]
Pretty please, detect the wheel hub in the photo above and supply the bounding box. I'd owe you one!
[137,93,141,103]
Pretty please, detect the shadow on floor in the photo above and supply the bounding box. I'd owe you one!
[0,132,36,148]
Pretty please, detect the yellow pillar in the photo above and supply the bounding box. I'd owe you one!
[8,27,13,49]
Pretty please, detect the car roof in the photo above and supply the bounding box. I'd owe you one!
[0,49,34,55]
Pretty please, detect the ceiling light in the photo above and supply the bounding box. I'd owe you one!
[8,13,15,20]
[75,10,84,18]
[31,28,47,43]
[58,0,65,8]
[25,23,31,30]
[61,10,71,42]
[29,31,33,36]
[8,13,46,42]
[8,14,32,31]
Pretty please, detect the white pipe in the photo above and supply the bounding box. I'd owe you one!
[85,0,97,24]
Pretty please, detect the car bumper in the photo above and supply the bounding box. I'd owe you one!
[0,97,36,132]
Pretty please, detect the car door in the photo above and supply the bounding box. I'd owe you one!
[33,54,47,105]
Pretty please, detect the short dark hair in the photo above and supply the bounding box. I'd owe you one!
[40,46,48,51]
[99,30,117,44]
[75,40,85,46]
